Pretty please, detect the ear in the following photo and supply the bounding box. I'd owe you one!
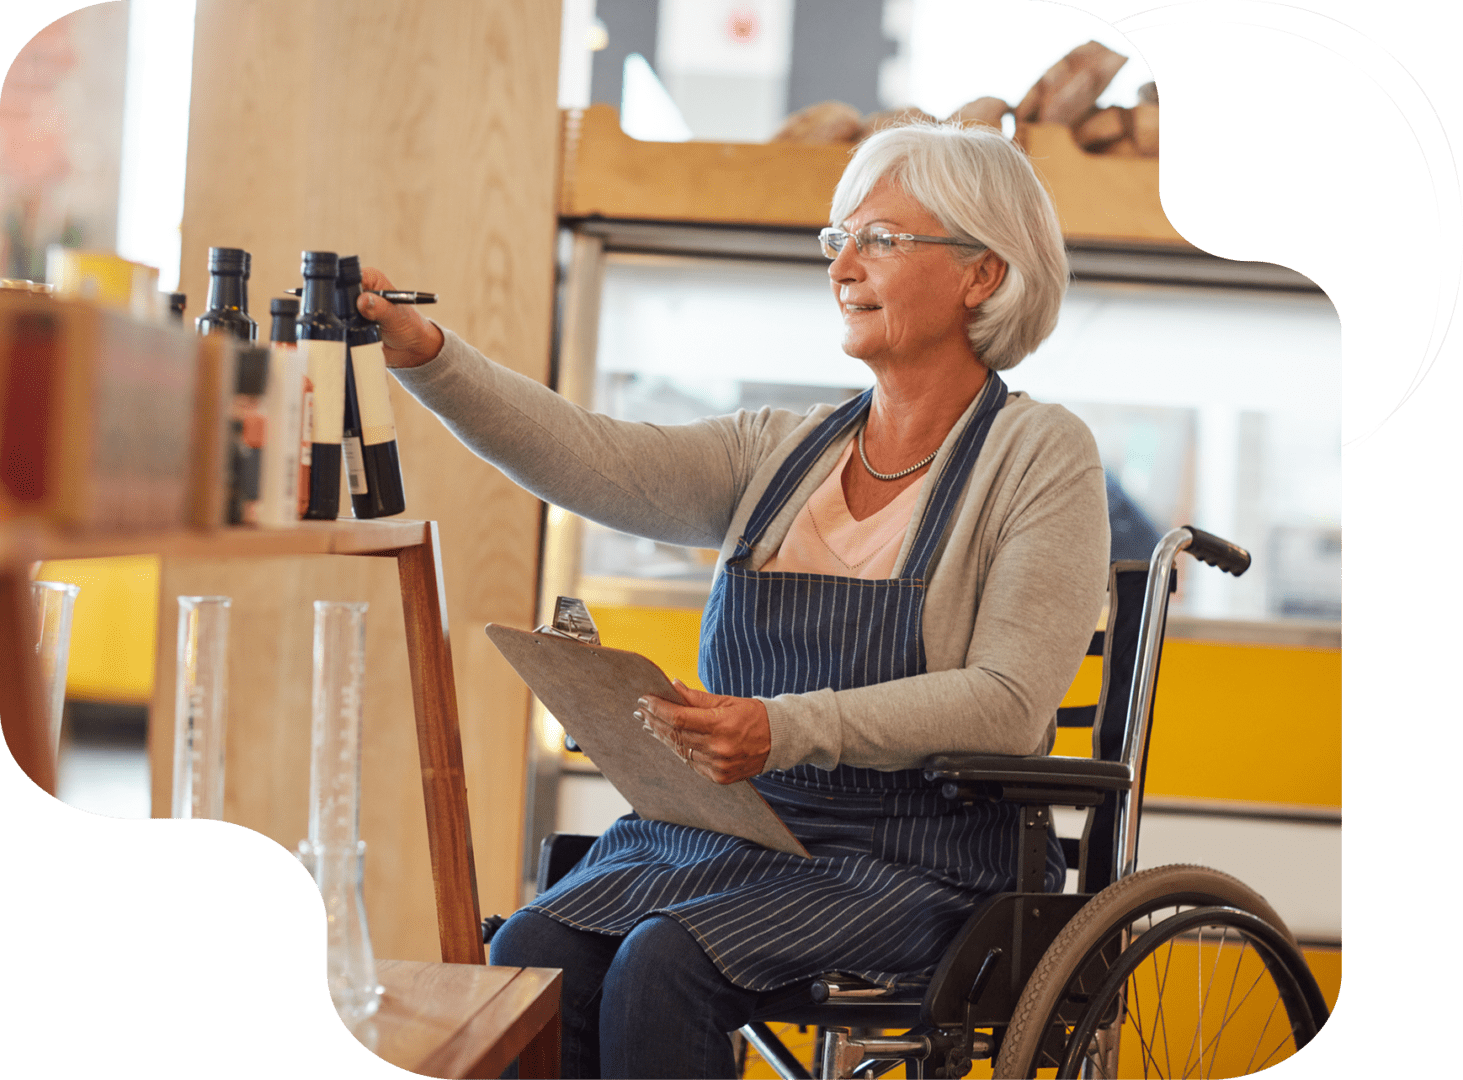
[963,252,1007,309]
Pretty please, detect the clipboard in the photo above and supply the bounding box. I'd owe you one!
[485,623,810,858]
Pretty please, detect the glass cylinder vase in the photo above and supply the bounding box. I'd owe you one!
[31,580,80,757]
[298,600,382,1029]
[171,596,231,819]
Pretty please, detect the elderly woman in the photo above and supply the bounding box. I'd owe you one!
[361,121,1108,1079]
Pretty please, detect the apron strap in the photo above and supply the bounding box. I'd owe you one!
[900,373,1008,581]
[735,388,873,554]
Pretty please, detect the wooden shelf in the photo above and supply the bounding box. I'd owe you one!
[560,104,850,228]
[559,103,1191,247]
[1014,123,1186,246]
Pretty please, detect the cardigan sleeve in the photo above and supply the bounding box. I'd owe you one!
[391,328,788,549]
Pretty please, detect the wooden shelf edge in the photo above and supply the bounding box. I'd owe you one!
[0,518,433,564]
[560,104,850,229]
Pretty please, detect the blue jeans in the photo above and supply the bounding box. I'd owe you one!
[489,910,762,1079]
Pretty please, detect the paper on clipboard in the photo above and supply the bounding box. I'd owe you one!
[485,623,810,858]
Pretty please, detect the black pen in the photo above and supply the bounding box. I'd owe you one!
[284,287,437,304]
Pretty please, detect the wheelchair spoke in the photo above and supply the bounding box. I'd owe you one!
[1245,995,1285,1075]
[1148,922,1307,1080]
[1213,930,1249,1073]
[1251,1010,1297,1073]
[1111,964,1143,1076]
[1180,928,1202,1076]
[1195,925,1222,1078]
[1199,919,1223,1071]
[1150,910,1179,1077]
[1194,962,1272,1072]
[1090,912,1316,1080]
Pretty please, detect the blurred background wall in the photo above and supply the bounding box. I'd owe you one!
[0,2,127,280]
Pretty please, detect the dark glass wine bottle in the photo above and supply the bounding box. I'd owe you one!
[334,255,406,518]
[270,296,312,520]
[296,251,345,520]
[270,296,299,346]
[195,247,257,340]
[227,345,270,525]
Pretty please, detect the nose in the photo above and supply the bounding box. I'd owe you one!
[828,239,862,284]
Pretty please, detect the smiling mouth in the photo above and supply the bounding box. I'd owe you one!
[845,304,882,312]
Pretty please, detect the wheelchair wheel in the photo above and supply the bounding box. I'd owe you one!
[993,865,1329,1079]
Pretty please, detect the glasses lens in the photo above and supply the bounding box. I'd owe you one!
[862,227,897,258]
[819,229,846,259]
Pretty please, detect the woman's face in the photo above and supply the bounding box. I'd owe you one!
[828,178,1002,370]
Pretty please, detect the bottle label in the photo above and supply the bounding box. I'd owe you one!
[343,435,368,495]
[297,338,345,443]
[349,340,397,446]
[297,380,314,519]
[299,383,314,464]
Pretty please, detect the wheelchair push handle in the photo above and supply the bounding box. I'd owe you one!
[1181,525,1251,577]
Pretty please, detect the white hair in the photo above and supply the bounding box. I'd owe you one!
[829,121,1069,371]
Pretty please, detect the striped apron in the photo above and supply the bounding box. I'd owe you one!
[528,374,1064,993]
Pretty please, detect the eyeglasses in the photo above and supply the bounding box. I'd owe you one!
[819,225,986,260]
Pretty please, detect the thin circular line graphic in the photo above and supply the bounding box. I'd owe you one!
[1111,0,1457,453]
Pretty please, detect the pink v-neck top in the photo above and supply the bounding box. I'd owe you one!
[759,439,924,579]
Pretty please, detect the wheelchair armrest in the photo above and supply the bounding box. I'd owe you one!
[922,753,1132,808]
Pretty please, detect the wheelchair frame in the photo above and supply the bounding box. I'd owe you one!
[503,527,1331,1079]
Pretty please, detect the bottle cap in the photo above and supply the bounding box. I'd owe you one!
[301,251,338,278]
[235,345,270,395]
[208,247,250,275]
[336,255,362,285]
[270,296,299,316]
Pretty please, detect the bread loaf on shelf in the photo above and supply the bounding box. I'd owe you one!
[1014,40,1129,126]
[772,101,863,144]
[945,97,1010,130]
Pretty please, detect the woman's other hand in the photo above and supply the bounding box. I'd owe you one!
[357,266,445,368]
[636,680,771,785]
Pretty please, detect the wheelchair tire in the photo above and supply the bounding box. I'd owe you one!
[992,864,1329,1079]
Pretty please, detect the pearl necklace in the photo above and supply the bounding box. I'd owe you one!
[857,425,938,481]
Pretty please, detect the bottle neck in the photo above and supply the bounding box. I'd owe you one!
[335,279,361,322]
[335,280,381,346]
[301,276,335,316]
[205,272,247,314]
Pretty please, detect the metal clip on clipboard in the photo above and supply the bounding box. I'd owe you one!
[534,597,599,751]
[534,596,601,645]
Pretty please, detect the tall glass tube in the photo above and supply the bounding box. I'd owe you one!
[298,600,381,1029]
[31,581,80,757]
[171,596,231,820]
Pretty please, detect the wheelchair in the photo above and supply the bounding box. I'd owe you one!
[491,526,1332,1078]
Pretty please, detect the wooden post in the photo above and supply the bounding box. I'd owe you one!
[397,521,484,964]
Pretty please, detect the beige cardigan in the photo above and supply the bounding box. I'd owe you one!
[394,329,1111,773]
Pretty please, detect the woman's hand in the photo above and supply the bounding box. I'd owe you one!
[635,680,771,785]
[357,266,445,368]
